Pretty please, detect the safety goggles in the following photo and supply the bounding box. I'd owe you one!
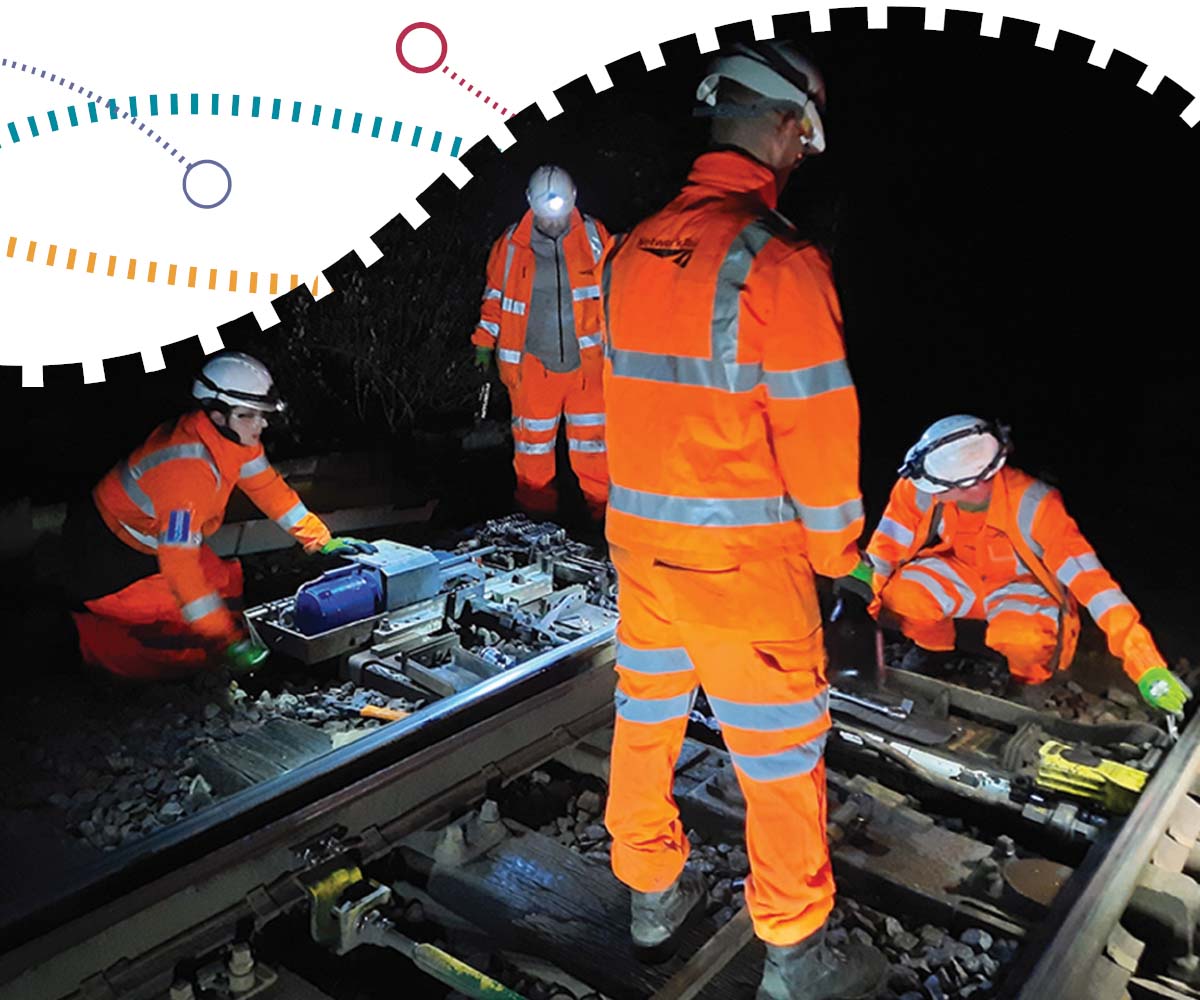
[898,422,1011,490]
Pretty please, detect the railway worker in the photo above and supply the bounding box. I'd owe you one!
[61,351,375,681]
[865,415,1191,713]
[600,41,888,1000]
[471,164,612,522]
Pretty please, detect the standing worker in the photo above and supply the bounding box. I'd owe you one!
[472,165,612,522]
[62,351,375,681]
[865,415,1191,711]
[600,42,887,1000]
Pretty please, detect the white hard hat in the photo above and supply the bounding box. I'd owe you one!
[526,164,576,220]
[192,351,284,412]
[695,41,827,154]
[899,415,1011,494]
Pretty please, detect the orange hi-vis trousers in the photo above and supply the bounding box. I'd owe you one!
[71,546,243,681]
[880,554,1062,682]
[604,545,834,947]
[508,355,607,518]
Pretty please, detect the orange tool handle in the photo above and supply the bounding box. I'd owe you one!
[359,705,410,722]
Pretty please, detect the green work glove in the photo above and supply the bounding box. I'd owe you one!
[320,537,378,555]
[473,346,494,371]
[225,637,270,675]
[1137,667,1192,713]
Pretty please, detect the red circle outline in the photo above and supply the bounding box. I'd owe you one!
[395,22,448,74]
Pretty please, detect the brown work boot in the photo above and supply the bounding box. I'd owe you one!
[757,928,889,999]
[630,868,707,962]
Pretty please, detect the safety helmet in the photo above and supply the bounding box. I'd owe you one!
[694,41,827,154]
[192,351,285,413]
[898,415,1012,494]
[526,165,576,220]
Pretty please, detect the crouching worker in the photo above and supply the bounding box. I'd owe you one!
[863,415,1190,713]
[61,352,375,681]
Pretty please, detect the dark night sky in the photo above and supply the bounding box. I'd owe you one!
[4,11,1196,652]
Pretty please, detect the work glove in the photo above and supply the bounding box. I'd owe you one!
[320,537,379,556]
[1137,667,1192,714]
[825,560,880,683]
[473,346,494,371]
[224,637,270,675]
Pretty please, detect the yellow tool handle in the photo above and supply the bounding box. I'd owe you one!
[411,942,528,999]
[359,705,410,722]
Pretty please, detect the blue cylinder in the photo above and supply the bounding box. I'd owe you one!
[293,564,383,636]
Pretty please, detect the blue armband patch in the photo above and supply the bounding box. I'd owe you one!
[164,509,194,545]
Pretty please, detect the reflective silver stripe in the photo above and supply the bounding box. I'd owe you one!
[501,226,517,286]
[707,690,829,733]
[1087,588,1133,620]
[763,359,854,400]
[866,552,894,577]
[239,454,271,479]
[915,491,933,512]
[502,297,527,316]
[568,438,607,453]
[985,582,1050,608]
[577,333,603,349]
[120,521,159,549]
[276,502,310,531]
[729,733,828,782]
[121,442,220,517]
[609,484,801,528]
[987,599,1059,623]
[513,416,560,433]
[119,464,156,516]
[713,220,773,364]
[910,558,976,614]
[565,412,605,426]
[617,642,694,675]
[899,567,958,617]
[497,348,522,365]
[1056,553,1104,589]
[797,498,863,535]
[483,287,503,301]
[1017,480,1052,558]
[477,320,500,337]
[610,349,762,392]
[614,688,697,725]
[180,592,225,623]
[515,440,555,455]
[877,517,914,547]
[572,285,602,302]
[583,216,603,264]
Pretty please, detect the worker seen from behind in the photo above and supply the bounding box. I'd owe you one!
[62,351,375,681]
[472,165,612,521]
[600,41,887,1000]
[864,415,1190,713]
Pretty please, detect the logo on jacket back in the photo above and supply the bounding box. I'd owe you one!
[637,237,697,269]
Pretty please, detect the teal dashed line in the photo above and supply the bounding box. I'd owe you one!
[107,100,119,120]
[68,106,78,127]
[410,125,422,147]
[7,123,19,143]
[87,102,98,123]
[290,100,300,123]
[251,96,261,118]
[128,96,138,117]
[331,108,342,130]
[311,104,321,126]
[211,94,219,115]
[271,98,281,120]
[351,112,362,134]
[431,130,442,153]
[450,136,462,157]
[27,116,39,138]
[170,94,178,115]
[47,111,59,132]
[370,116,382,138]
[190,93,198,115]
[390,121,401,142]
[149,94,158,116]
[231,95,240,117]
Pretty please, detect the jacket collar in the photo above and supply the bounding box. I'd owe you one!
[511,207,584,247]
[183,409,263,469]
[687,148,780,211]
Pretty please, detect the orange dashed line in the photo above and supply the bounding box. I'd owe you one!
[147,261,158,283]
[5,237,15,258]
[106,256,117,278]
[26,241,37,263]
[168,263,178,286]
[187,266,197,289]
[66,248,77,270]
[311,275,319,296]
[269,273,278,295]
[290,274,299,290]
[127,259,137,280]
[86,252,97,274]
[208,268,218,291]
[229,270,238,292]
[249,271,258,294]
[46,244,57,266]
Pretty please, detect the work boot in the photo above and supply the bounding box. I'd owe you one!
[630,868,707,962]
[757,928,889,1000]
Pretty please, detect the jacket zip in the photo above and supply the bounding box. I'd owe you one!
[555,237,564,364]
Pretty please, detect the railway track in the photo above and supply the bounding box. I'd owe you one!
[2,518,1197,1000]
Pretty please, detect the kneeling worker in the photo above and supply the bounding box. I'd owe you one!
[63,351,374,681]
[864,415,1189,712]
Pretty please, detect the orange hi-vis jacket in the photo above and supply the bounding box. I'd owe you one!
[866,466,1157,680]
[93,410,331,645]
[601,149,864,575]
[472,208,610,386]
